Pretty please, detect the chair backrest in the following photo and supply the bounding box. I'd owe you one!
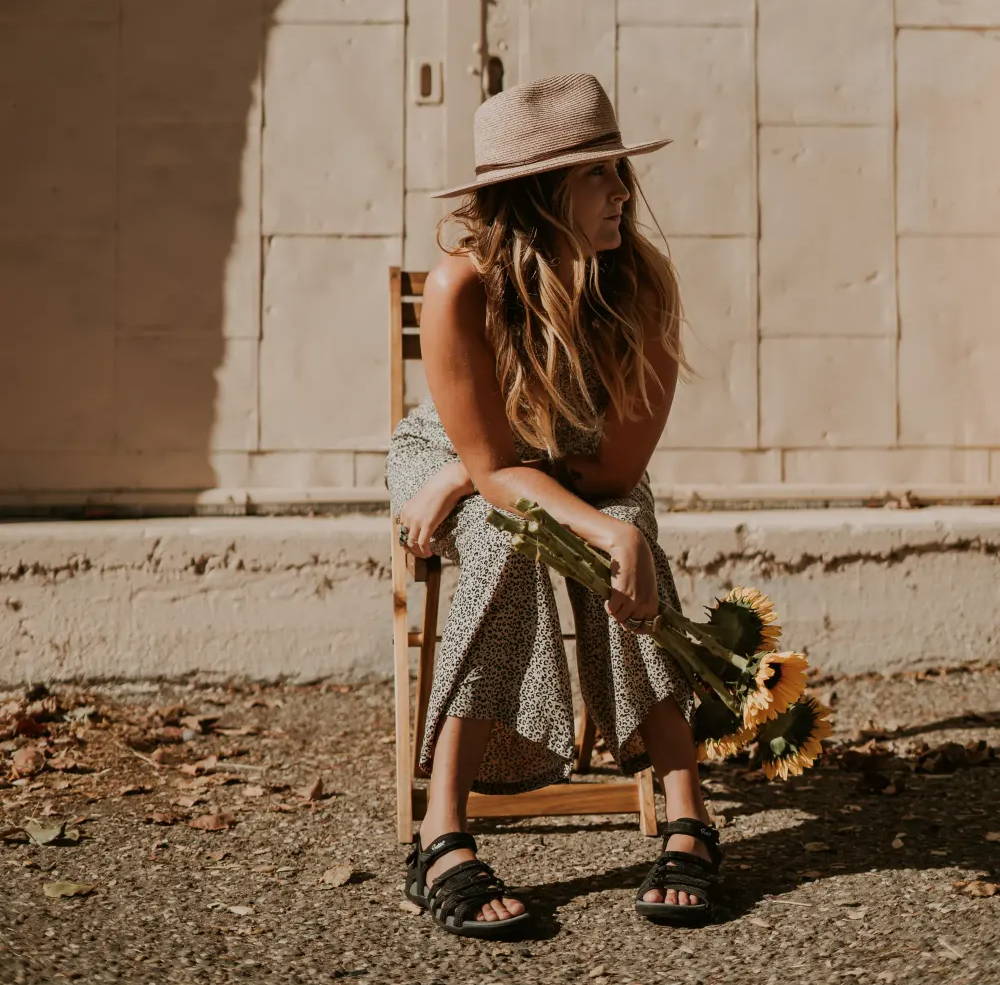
[388,267,428,434]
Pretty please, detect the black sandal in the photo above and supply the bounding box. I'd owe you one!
[403,830,532,938]
[634,817,723,924]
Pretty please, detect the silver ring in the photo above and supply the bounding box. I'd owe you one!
[624,615,656,633]
[398,524,410,546]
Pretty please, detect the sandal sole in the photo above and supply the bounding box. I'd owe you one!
[635,899,712,923]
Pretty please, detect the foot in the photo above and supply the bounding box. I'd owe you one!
[640,829,713,907]
[418,822,525,922]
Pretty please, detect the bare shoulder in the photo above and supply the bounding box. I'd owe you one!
[424,252,487,334]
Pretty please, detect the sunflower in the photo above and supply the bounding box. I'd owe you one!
[756,694,834,780]
[693,692,758,763]
[741,651,809,729]
[703,586,782,657]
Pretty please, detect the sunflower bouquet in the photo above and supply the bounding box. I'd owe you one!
[486,498,834,780]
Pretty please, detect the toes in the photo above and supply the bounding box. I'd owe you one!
[678,891,689,905]
[480,906,497,921]
[488,900,509,921]
[642,888,664,903]
[690,894,700,905]
[502,897,525,917]
[665,889,678,904]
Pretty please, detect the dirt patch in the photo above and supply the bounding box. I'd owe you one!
[1,661,998,985]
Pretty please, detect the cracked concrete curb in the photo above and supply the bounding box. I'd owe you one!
[1,507,998,685]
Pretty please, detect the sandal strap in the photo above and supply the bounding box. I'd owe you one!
[406,830,478,870]
[636,852,721,901]
[426,858,516,925]
[662,817,723,869]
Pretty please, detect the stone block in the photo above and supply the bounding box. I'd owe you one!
[897,0,1000,26]
[758,0,893,124]
[262,24,403,234]
[0,452,249,492]
[648,449,782,485]
[116,336,258,453]
[270,0,404,21]
[405,0,447,193]
[618,25,755,235]
[897,28,1000,233]
[260,235,402,449]
[0,0,117,20]
[759,126,895,337]
[518,0,615,85]
[760,338,895,446]
[0,234,113,342]
[619,0,753,25]
[784,448,991,485]
[119,121,261,338]
[898,236,1000,445]
[659,236,757,447]
[247,452,354,488]
[121,0,262,122]
[0,20,115,235]
[404,192,451,271]
[0,333,114,453]
[355,451,391,487]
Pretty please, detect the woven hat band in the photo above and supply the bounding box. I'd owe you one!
[474,128,623,176]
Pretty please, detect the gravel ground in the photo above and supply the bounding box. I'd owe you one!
[1,660,998,985]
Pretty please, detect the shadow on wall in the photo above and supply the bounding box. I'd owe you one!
[0,1,288,509]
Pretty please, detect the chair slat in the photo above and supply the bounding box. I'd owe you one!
[401,300,422,328]
[401,333,422,361]
[400,271,427,296]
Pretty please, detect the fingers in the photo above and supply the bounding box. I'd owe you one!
[605,597,658,631]
[397,522,432,558]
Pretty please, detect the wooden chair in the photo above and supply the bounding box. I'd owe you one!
[388,265,659,845]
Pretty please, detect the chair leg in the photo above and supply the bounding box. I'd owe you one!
[391,523,415,844]
[412,559,441,779]
[636,766,659,835]
[574,704,597,774]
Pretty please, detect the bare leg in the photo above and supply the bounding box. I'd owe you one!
[637,694,713,906]
[417,715,525,922]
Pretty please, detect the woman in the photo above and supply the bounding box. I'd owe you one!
[387,73,723,937]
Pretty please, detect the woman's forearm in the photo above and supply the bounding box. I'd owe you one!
[477,465,633,553]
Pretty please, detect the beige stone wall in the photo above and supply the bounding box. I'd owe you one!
[1,0,997,505]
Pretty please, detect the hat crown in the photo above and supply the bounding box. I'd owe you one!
[473,73,621,171]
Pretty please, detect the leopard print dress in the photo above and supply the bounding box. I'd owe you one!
[384,347,695,796]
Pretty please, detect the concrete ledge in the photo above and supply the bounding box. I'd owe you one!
[0,482,998,518]
[1,507,998,685]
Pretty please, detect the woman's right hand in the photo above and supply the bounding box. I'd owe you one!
[603,525,660,632]
[394,464,466,559]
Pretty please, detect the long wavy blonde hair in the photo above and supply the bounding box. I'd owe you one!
[432,155,699,459]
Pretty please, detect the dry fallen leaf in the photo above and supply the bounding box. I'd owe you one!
[11,745,46,778]
[188,812,236,831]
[300,777,323,801]
[144,812,182,825]
[952,880,999,898]
[43,880,96,899]
[320,865,355,887]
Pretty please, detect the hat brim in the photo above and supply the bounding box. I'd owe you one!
[427,136,673,200]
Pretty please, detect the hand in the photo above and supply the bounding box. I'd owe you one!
[603,525,660,633]
[395,466,465,559]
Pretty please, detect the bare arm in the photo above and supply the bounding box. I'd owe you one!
[419,260,634,555]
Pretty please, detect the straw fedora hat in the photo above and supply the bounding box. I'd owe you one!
[428,72,672,199]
